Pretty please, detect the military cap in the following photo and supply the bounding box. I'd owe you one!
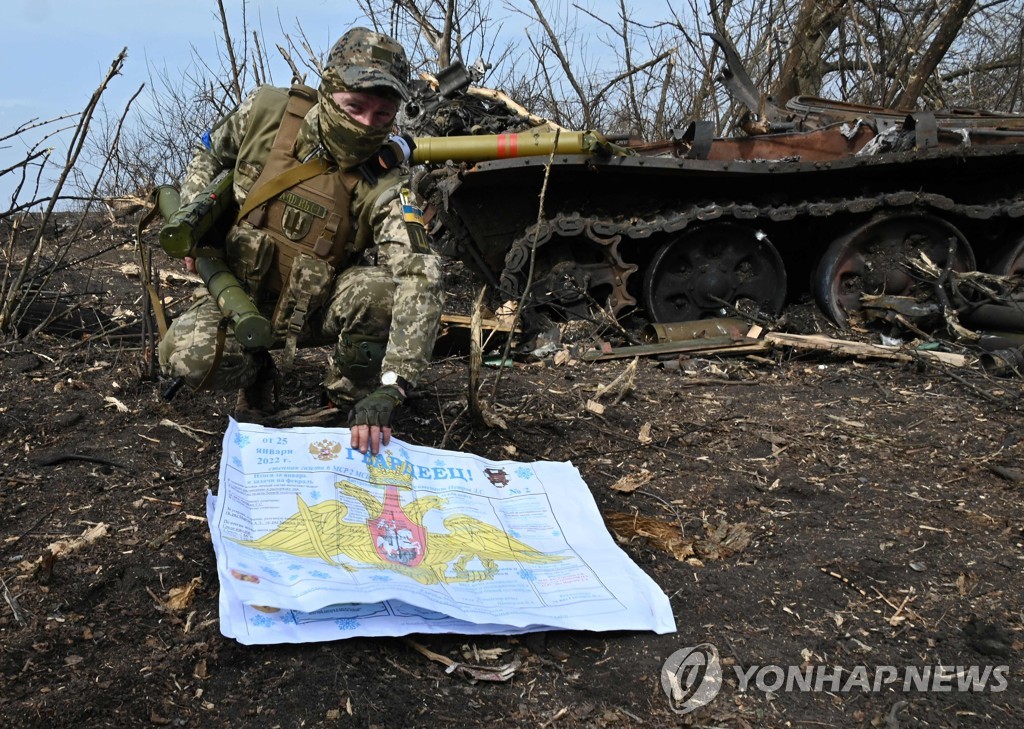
[325,27,411,100]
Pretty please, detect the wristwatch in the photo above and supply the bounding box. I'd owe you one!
[381,371,411,392]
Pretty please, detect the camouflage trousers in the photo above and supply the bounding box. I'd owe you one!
[158,265,397,402]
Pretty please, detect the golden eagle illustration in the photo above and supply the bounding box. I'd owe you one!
[231,454,565,585]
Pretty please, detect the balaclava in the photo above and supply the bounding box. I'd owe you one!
[317,28,410,167]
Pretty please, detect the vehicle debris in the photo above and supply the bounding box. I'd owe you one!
[605,513,753,563]
[643,317,750,343]
[402,638,522,683]
[583,335,767,361]
[402,34,1024,350]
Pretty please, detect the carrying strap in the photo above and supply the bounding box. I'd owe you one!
[194,316,231,391]
[235,84,328,225]
[234,157,330,224]
[280,294,310,371]
[136,197,170,341]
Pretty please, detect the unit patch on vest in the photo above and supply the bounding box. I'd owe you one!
[279,191,327,218]
[278,191,327,241]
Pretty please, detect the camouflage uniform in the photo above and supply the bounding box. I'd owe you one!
[158,29,443,405]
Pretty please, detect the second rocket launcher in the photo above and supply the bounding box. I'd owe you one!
[409,130,627,164]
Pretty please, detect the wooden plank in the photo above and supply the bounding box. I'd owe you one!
[440,313,517,332]
[763,332,967,367]
[434,313,518,357]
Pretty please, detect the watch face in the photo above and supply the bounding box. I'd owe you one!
[381,371,398,386]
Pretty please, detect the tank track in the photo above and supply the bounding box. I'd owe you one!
[414,168,504,287]
[498,189,1024,317]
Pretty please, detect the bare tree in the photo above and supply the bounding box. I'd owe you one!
[776,1,1024,111]
[0,50,132,339]
[894,0,978,107]
[357,0,512,75]
[773,0,846,105]
[1,116,76,217]
[11,0,1024,230]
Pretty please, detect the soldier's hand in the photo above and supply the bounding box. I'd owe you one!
[184,256,197,274]
[349,386,405,455]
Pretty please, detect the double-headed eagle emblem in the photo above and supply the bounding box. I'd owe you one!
[232,453,564,585]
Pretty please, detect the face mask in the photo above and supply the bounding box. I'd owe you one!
[317,92,390,168]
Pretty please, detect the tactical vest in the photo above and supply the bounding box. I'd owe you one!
[231,84,412,368]
[238,83,363,295]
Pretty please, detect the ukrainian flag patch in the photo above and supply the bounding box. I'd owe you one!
[402,202,424,224]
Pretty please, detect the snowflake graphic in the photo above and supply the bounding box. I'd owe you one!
[288,564,302,572]
[551,530,561,537]
[309,570,330,579]
[310,490,321,500]
[515,466,533,480]
[280,612,298,625]
[233,433,250,448]
[250,614,274,628]
[434,458,446,468]
[508,529,521,539]
[335,618,360,631]
[231,456,243,469]
[518,568,536,582]
[398,447,410,461]
[263,567,281,578]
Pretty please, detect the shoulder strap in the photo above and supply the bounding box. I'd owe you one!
[235,84,324,224]
[234,157,329,223]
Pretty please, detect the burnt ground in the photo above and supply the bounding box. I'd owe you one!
[1,221,1023,728]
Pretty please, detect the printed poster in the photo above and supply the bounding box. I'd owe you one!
[209,418,676,644]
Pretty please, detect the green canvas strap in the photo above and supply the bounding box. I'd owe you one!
[136,200,169,339]
[194,316,231,391]
[234,157,331,225]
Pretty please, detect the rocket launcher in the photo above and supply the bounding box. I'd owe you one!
[370,129,628,174]
[156,169,235,260]
[152,177,273,351]
[410,129,627,164]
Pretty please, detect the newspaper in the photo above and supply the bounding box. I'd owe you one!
[209,418,676,645]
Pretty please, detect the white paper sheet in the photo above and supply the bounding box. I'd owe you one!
[209,418,676,644]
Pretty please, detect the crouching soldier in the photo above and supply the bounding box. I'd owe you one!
[159,28,443,455]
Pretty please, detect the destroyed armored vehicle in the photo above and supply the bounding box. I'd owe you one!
[403,38,1024,332]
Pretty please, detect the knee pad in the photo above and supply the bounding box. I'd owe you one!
[333,333,387,384]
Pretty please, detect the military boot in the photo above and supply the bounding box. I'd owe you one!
[233,351,280,424]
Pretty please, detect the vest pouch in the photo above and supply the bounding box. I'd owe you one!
[235,160,264,194]
[271,252,335,369]
[225,223,274,301]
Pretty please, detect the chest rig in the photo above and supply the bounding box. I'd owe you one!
[241,84,362,295]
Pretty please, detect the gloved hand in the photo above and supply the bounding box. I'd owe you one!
[349,386,405,455]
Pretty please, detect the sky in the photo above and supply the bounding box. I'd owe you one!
[1,0,351,206]
[0,0,350,121]
[0,0,665,208]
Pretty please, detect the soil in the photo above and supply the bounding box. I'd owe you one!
[1,219,1022,728]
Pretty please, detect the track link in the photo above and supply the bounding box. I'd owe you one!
[497,189,1024,317]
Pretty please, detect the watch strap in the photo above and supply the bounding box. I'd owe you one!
[382,372,412,392]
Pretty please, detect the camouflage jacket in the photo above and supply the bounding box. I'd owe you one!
[179,85,443,387]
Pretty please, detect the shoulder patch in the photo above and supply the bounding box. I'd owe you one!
[400,187,431,254]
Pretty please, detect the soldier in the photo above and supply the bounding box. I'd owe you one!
[159,28,443,455]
